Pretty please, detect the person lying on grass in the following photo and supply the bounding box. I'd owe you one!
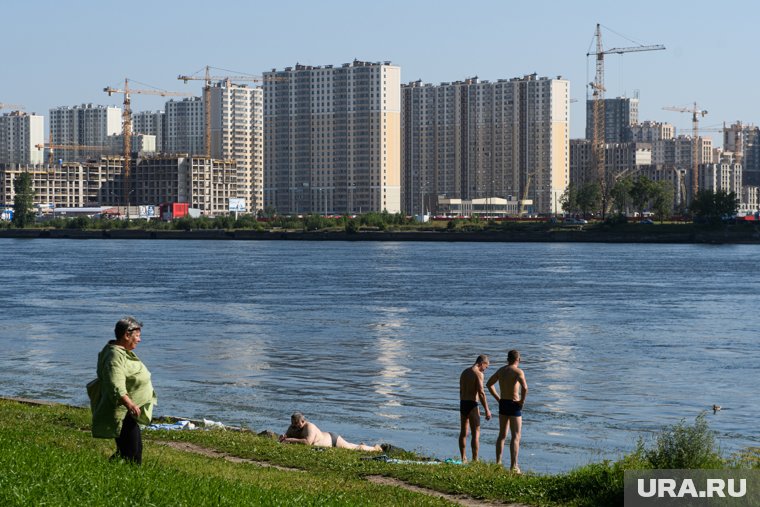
[279,412,382,452]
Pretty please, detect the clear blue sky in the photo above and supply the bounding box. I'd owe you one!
[4,0,758,142]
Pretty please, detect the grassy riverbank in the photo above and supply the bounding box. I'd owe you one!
[1,399,757,506]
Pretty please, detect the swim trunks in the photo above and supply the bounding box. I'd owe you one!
[328,431,339,447]
[459,400,478,416]
[499,399,522,417]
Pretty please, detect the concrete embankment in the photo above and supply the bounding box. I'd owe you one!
[2,227,760,243]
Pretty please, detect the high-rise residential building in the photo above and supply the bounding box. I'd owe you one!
[569,140,652,188]
[133,111,166,153]
[651,135,713,167]
[165,97,204,155]
[0,111,44,165]
[209,80,264,213]
[49,104,121,161]
[264,60,401,215]
[585,96,638,143]
[722,121,760,186]
[700,160,742,196]
[629,121,674,143]
[402,74,569,215]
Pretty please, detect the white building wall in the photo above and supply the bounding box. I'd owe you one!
[165,97,204,155]
[0,112,44,164]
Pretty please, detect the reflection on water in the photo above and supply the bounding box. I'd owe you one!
[0,239,758,473]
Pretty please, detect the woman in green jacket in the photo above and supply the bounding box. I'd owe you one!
[91,316,157,464]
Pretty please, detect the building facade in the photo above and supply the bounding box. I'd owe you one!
[49,104,121,161]
[629,121,674,143]
[165,97,204,155]
[0,111,44,165]
[402,74,569,215]
[264,60,401,215]
[569,140,652,188]
[133,111,166,153]
[209,80,264,213]
[585,96,638,143]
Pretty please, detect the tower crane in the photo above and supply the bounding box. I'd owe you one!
[663,103,707,202]
[0,103,25,111]
[104,79,193,206]
[177,66,283,157]
[587,24,665,215]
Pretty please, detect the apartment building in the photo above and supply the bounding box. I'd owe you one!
[0,111,44,165]
[209,80,264,213]
[1,155,237,216]
[569,140,652,188]
[629,121,674,143]
[133,156,237,215]
[49,104,121,161]
[402,74,569,215]
[264,60,401,215]
[133,111,166,153]
[585,96,638,143]
[1,159,124,209]
[651,136,713,167]
[723,121,760,186]
[165,97,204,155]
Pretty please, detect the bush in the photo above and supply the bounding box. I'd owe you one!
[641,413,723,469]
[345,219,359,234]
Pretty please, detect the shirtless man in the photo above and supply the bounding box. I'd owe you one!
[458,354,491,462]
[279,412,382,451]
[486,349,528,473]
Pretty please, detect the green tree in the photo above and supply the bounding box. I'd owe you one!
[12,172,36,228]
[610,176,633,215]
[651,181,674,223]
[689,189,739,223]
[630,176,657,220]
[560,184,578,214]
[576,181,601,218]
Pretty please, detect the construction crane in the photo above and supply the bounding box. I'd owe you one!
[104,79,193,206]
[177,66,281,157]
[0,103,25,111]
[587,24,665,215]
[663,103,708,202]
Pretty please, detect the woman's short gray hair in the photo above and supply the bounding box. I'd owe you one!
[114,316,143,339]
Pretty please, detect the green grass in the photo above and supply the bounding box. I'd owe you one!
[1,400,757,506]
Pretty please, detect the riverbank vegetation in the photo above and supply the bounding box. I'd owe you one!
[1,399,757,506]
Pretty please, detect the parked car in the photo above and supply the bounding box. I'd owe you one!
[640,218,654,225]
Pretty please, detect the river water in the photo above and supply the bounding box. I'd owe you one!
[0,238,757,472]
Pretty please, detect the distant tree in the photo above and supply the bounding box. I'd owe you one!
[689,190,739,223]
[576,181,602,218]
[12,172,36,228]
[610,176,633,216]
[560,184,578,214]
[652,182,674,223]
[630,176,657,220]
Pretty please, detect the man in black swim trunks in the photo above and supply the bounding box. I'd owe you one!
[279,412,381,451]
[459,355,491,462]
[486,349,528,472]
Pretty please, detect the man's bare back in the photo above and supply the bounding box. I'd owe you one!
[490,364,525,403]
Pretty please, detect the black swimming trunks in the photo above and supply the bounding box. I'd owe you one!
[499,399,522,417]
[328,431,339,447]
[460,400,478,416]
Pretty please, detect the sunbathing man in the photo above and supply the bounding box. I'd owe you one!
[459,354,491,462]
[279,412,382,451]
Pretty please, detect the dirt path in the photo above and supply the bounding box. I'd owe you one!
[365,475,531,507]
[158,440,529,506]
[156,440,303,472]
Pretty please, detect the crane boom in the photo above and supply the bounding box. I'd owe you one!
[177,66,283,157]
[0,103,25,110]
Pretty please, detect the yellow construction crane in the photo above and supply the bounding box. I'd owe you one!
[104,79,193,206]
[587,24,665,214]
[663,103,708,202]
[177,66,281,157]
[0,103,25,111]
